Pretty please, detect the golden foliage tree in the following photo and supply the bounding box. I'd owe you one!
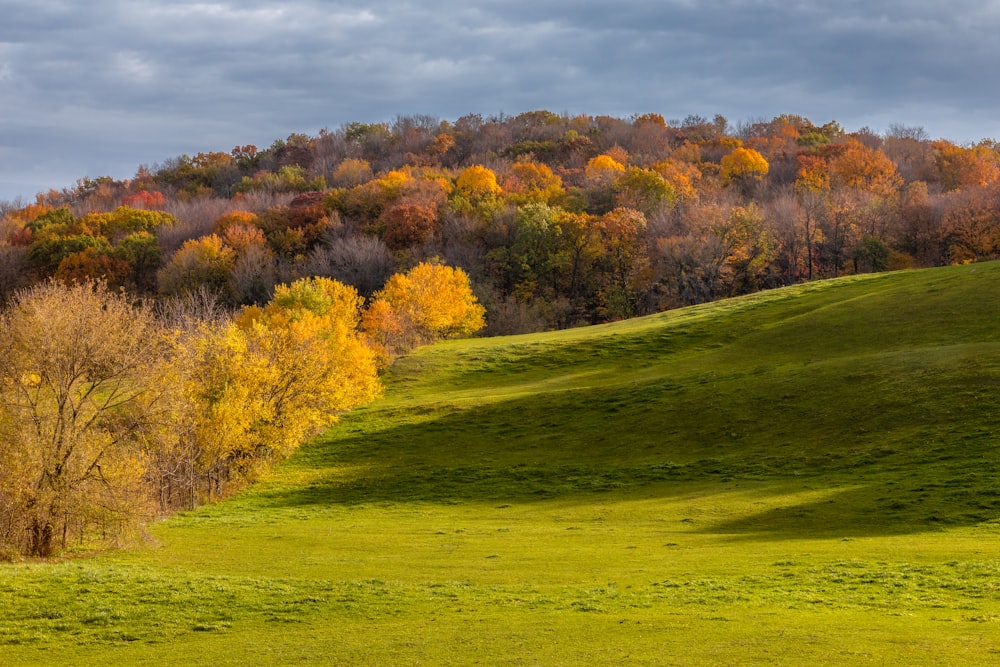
[451,165,503,218]
[720,147,770,195]
[585,154,627,185]
[197,278,381,484]
[363,261,486,361]
[0,281,165,556]
[158,234,237,298]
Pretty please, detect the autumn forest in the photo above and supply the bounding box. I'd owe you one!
[1,110,999,558]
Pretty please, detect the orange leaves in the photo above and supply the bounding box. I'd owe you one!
[379,203,439,251]
[932,141,1000,191]
[121,190,166,209]
[214,210,259,235]
[827,140,902,197]
[795,154,831,193]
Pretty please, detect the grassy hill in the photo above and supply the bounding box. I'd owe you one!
[3,263,1000,665]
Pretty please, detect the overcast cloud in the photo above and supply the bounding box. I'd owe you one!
[2,0,999,201]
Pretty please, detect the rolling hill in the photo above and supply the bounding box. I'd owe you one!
[3,262,1000,665]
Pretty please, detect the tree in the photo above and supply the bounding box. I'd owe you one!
[79,206,176,242]
[487,203,563,299]
[932,141,1000,191]
[720,147,769,196]
[940,187,1000,263]
[330,158,374,188]
[158,234,236,298]
[0,281,164,556]
[303,235,396,298]
[594,207,650,320]
[827,140,902,197]
[720,203,777,294]
[363,261,485,360]
[54,248,132,288]
[378,203,439,251]
[451,165,503,218]
[159,278,382,502]
[504,161,565,206]
[615,167,677,215]
[226,278,381,466]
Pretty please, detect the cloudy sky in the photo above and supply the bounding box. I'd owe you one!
[2,0,1000,202]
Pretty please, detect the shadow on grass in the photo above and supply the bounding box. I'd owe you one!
[697,478,1000,540]
[245,381,1000,539]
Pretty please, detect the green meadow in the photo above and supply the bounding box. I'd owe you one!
[3,262,1000,665]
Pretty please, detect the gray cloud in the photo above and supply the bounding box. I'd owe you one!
[2,0,1000,201]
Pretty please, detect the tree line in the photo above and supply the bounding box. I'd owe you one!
[2,112,999,332]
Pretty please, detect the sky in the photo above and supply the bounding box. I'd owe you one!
[2,0,1000,202]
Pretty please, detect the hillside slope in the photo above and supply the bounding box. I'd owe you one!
[3,263,1000,665]
[308,261,1000,535]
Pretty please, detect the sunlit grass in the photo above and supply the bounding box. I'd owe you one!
[3,263,1000,664]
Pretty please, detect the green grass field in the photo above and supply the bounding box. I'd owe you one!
[3,263,1000,665]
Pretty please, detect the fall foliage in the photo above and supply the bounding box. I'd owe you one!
[363,261,485,361]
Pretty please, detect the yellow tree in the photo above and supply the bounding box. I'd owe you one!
[720,147,769,196]
[504,161,565,206]
[160,277,381,500]
[0,280,164,556]
[158,234,237,298]
[223,278,380,477]
[451,165,503,217]
[585,154,626,185]
[363,261,485,361]
[584,154,627,213]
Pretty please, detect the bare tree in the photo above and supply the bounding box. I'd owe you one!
[303,235,396,297]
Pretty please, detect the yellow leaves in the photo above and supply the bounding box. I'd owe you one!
[651,160,700,200]
[183,277,381,477]
[451,165,504,218]
[505,161,565,205]
[455,165,502,200]
[585,154,626,184]
[363,261,485,360]
[157,234,236,297]
[376,169,413,195]
[0,280,163,554]
[331,158,374,188]
[720,147,769,184]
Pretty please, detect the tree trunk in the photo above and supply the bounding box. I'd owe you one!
[29,518,54,557]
